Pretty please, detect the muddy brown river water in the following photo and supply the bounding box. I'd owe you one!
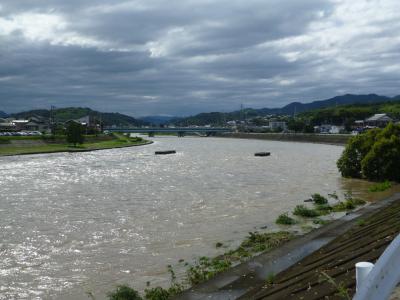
[0,137,395,299]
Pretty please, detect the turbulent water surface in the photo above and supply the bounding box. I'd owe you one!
[0,137,374,299]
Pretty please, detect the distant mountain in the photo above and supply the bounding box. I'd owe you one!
[275,94,396,115]
[171,94,400,126]
[12,107,147,127]
[0,111,9,118]
[139,115,178,125]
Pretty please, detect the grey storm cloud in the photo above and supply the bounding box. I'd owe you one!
[0,0,399,116]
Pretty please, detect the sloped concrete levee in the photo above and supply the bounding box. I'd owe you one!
[174,193,400,300]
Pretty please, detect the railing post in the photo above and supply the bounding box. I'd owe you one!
[353,233,400,300]
[355,262,374,292]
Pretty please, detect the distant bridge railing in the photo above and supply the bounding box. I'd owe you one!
[104,127,233,136]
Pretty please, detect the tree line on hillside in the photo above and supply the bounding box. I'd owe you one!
[11,107,147,127]
[168,101,400,130]
[286,101,400,133]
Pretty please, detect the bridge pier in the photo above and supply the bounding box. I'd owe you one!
[177,131,185,137]
[148,132,155,137]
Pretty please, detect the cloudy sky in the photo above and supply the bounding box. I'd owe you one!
[0,0,399,117]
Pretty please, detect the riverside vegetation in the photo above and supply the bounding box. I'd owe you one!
[276,192,365,226]
[0,132,148,156]
[337,122,400,182]
[104,191,366,300]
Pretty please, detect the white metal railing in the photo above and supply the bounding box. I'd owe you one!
[353,233,400,300]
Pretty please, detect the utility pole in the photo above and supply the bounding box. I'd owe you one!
[50,105,56,135]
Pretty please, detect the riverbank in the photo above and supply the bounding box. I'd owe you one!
[175,192,400,300]
[0,137,368,299]
[0,134,152,156]
[114,185,400,299]
[220,132,352,145]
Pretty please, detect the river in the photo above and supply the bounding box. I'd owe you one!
[0,137,380,299]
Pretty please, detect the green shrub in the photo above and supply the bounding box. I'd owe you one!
[352,198,366,205]
[293,205,320,218]
[332,197,365,212]
[337,129,378,178]
[314,204,333,215]
[337,123,400,182]
[66,122,85,146]
[144,287,169,300]
[311,193,328,205]
[313,218,330,225]
[266,273,276,284]
[356,219,366,227]
[186,231,293,285]
[215,242,223,248]
[107,285,142,300]
[275,213,297,225]
[361,135,400,181]
[187,256,232,285]
[328,192,339,200]
[369,180,392,192]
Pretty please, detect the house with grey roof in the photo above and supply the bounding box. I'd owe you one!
[365,113,393,128]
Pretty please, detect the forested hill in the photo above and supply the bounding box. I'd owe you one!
[170,94,400,126]
[12,107,147,127]
[299,101,400,125]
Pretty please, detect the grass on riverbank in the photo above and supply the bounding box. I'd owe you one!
[0,134,150,156]
[104,190,368,300]
[368,180,392,192]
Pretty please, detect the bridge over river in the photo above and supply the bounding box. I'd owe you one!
[104,127,234,137]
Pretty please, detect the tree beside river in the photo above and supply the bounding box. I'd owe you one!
[337,123,400,181]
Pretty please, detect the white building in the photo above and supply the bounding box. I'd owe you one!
[269,121,287,131]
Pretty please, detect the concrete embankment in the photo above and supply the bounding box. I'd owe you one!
[220,132,352,145]
[174,193,400,300]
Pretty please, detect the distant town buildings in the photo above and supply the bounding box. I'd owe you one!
[269,121,287,131]
[314,124,345,134]
[0,114,101,135]
[364,113,393,127]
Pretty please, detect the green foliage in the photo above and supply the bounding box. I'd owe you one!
[266,273,276,284]
[12,107,147,127]
[328,192,339,200]
[186,231,293,285]
[240,231,293,253]
[332,196,365,212]
[215,242,223,248]
[143,265,184,299]
[311,193,328,205]
[314,204,333,215]
[319,271,351,300]
[313,218,330,225]
[361,135,400,181]
[337,129,379,178]
[356,219,366,227]
[368,180,392,192]
[187,256,232,285]
[338,123,400,181]
[144,287,170,300]
[66,122,85,146]
[107,285,142,300]
[275,213,297,225]
[287,118,314,133]
[293,205,320,218]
